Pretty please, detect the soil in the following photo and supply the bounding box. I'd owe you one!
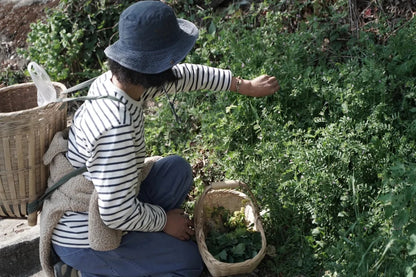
[0,0,59,70]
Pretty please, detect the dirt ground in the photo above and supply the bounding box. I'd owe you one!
[0,0,59,70]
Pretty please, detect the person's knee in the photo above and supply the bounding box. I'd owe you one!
[156,155,193,209]
[169,155,192,178]
[166,155,193,188]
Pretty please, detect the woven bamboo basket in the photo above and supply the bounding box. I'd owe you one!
[194,180,267,277]
[0,82,67,226]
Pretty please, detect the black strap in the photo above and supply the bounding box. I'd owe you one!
[27,166,87,214]
[61,77,97,94]
[57,95,124,104]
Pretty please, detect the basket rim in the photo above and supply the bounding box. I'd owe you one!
[0,82,67,116]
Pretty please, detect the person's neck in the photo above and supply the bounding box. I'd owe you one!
[111,75,144,101]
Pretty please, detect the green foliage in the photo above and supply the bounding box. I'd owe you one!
[324,160,416,277]
[145,2,416,276]
[18,0,132,84]
[12,0,416,275]
[0,68,28,87]
[205,206,262,263]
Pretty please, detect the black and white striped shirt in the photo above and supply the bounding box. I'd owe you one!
[52,63,232,248]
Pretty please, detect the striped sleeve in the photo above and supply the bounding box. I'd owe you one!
[86,125,166,231]
[143,63,233,99]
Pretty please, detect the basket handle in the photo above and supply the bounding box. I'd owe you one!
[210,180,262,215]
[210,180,240,190]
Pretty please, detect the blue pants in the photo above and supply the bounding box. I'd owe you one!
[53,155,203,277]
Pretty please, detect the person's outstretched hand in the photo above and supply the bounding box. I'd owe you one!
[233,74,280,97]
[163,208,194,240]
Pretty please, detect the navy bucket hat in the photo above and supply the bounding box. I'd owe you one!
[104,1,199,74]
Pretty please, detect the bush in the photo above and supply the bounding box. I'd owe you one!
[19,0,133,85]
[145,1,416,276]
[0,67,28,88]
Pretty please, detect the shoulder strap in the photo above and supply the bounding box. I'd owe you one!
[57,76,125,105]
[57,95,125,104]
[61,77,97,95]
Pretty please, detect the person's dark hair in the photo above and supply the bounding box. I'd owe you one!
[108,58,178,88]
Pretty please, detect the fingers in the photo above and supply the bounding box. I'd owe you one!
[177,211,195,241]
[266,76,280,95]
[177,218,194,240]
[264,75,280,90]
[183,216,195,237]
[251,74,280,96]
[164,209,193,240]
[270,77,280,92]
[163,209,197,240]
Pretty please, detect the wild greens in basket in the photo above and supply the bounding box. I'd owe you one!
[204,206,262,263]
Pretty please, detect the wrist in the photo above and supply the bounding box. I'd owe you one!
[231,76,240,93]
[232,76,251,96]
[236,76,242,94]
[161,208,168,232]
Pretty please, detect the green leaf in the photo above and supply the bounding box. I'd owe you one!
[232,243,246,256]
[378,193,393,204]
[406,268,414,277]
[208,21,216,35]
[394,210,409,229]
[312,227,321,236]
[408,234,416,256]
[215,249,227,261]
[226,104,237,113]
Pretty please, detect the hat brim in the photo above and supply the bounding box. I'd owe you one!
[105,19,199,74]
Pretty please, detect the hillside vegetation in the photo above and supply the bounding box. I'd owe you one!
[4,0,416,275]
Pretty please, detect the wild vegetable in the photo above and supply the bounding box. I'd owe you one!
[205,206,262,263]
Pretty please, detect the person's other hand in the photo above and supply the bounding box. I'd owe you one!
[163,209,194,240]
[234,75,280,97]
